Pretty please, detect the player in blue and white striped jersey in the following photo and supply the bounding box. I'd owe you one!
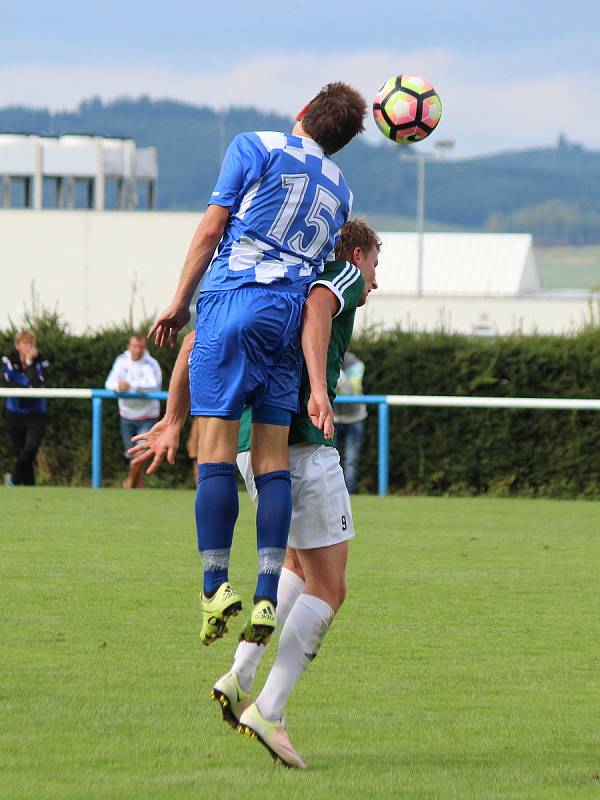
[148,82,366,650]
[202,130,353,293]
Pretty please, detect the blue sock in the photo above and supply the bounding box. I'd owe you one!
[195,462,239,596]
[254,470,292,604]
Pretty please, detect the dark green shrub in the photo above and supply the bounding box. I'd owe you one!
[351,327,600,498]
[3,316,600,497]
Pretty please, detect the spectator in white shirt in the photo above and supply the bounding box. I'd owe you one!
[105,335,162,489]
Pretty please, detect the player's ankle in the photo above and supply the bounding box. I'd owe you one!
[253,595,276,606]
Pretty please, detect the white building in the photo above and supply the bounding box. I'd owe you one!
[356,232,598,336]
[0,134,158,211]
[0,212,597,335]
[0,210,197,331]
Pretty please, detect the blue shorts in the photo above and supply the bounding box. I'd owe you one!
[119,417,158,459]
[189,287,305,423]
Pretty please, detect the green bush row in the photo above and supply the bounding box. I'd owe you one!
[0,314,195,489]
[2,315,600,497]
[351,327,600,497]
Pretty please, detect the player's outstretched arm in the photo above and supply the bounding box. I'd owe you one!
[148,205,230,348]
[301,286,339,440]
[129,332,195,473]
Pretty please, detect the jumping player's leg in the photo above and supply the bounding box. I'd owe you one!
[238,287,305,645]
[238,445,353,765]
[295,541,348,613]
[253,541,347,723]
[237,542,346,769]
[229,549,305,695]
[232,444,349,690]
[195,417,243,645]
[189,290,253,645]
[192,287,303,646]
[238,418,293,645]
[219,446,306,701]
[212,552,305,727]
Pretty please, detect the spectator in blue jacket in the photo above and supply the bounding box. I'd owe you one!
[2,331,49,486]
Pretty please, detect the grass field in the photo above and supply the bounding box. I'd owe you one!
[535,246,600,291]
[2,488,600,799]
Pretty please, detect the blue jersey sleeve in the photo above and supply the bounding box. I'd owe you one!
[209,133,268,212]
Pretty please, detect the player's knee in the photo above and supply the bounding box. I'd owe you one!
[333,575,347,611]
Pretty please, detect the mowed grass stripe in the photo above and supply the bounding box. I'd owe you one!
[1,488,599,799]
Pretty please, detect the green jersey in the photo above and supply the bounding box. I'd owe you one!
[291,260,364,446]
[237,260,364,452]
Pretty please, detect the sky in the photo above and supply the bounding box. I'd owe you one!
[2,0,600,157]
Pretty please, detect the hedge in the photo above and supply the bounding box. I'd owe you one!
[351,327,600,497]
[0,313,194,489]
[2,315,600,497]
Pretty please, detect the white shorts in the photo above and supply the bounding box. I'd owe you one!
[236,443,355,550]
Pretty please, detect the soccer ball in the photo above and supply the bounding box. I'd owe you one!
[373,75,442,144]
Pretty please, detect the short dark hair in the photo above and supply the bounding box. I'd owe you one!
[335,217,382,260]
[301,82,366,155]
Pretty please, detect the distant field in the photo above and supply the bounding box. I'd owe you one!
[3,488,600,799]
[535,246,600,290]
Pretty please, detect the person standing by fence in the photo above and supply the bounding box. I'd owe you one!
[334,351,367,493]
[2,331,49,486]
[105,335,162,489]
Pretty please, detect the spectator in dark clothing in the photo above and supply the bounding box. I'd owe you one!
[334,351,367,494]
[2,331,49,486]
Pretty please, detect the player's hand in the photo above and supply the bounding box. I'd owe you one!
[308,390,335,440]
[129,417,181,474]
[117,380,130,392]
[147,302,191,348]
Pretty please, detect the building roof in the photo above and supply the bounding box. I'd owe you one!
[376,232,541,296]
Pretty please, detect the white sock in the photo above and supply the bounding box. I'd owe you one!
[256,593,334,722]
[231,567,305,693]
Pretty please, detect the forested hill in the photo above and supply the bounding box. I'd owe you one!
[2,97,600,243]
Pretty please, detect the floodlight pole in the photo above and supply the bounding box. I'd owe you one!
[416,156,425,297]
[402,140,455,297]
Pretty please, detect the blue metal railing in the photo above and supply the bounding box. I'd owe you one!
[5,387,599,494]
[90,390,390,495]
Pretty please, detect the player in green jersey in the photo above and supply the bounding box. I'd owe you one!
[130,219,380,768]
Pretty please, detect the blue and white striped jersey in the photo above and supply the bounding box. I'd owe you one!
[202,131,353,294]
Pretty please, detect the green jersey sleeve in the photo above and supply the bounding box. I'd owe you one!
[310,260,364,318]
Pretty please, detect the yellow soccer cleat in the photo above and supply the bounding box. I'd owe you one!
[200,583,242,646]
[239,599,276,646]
[210,672,252,729]
[237,703,306,769]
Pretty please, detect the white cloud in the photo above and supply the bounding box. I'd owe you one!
[1,49,599,157]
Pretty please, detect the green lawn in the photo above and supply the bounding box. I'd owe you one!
[535,246,600,290]
[2,489,600,799]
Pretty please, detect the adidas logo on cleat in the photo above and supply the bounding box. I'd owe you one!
[222,585,237,600]
[255,607,275,622]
